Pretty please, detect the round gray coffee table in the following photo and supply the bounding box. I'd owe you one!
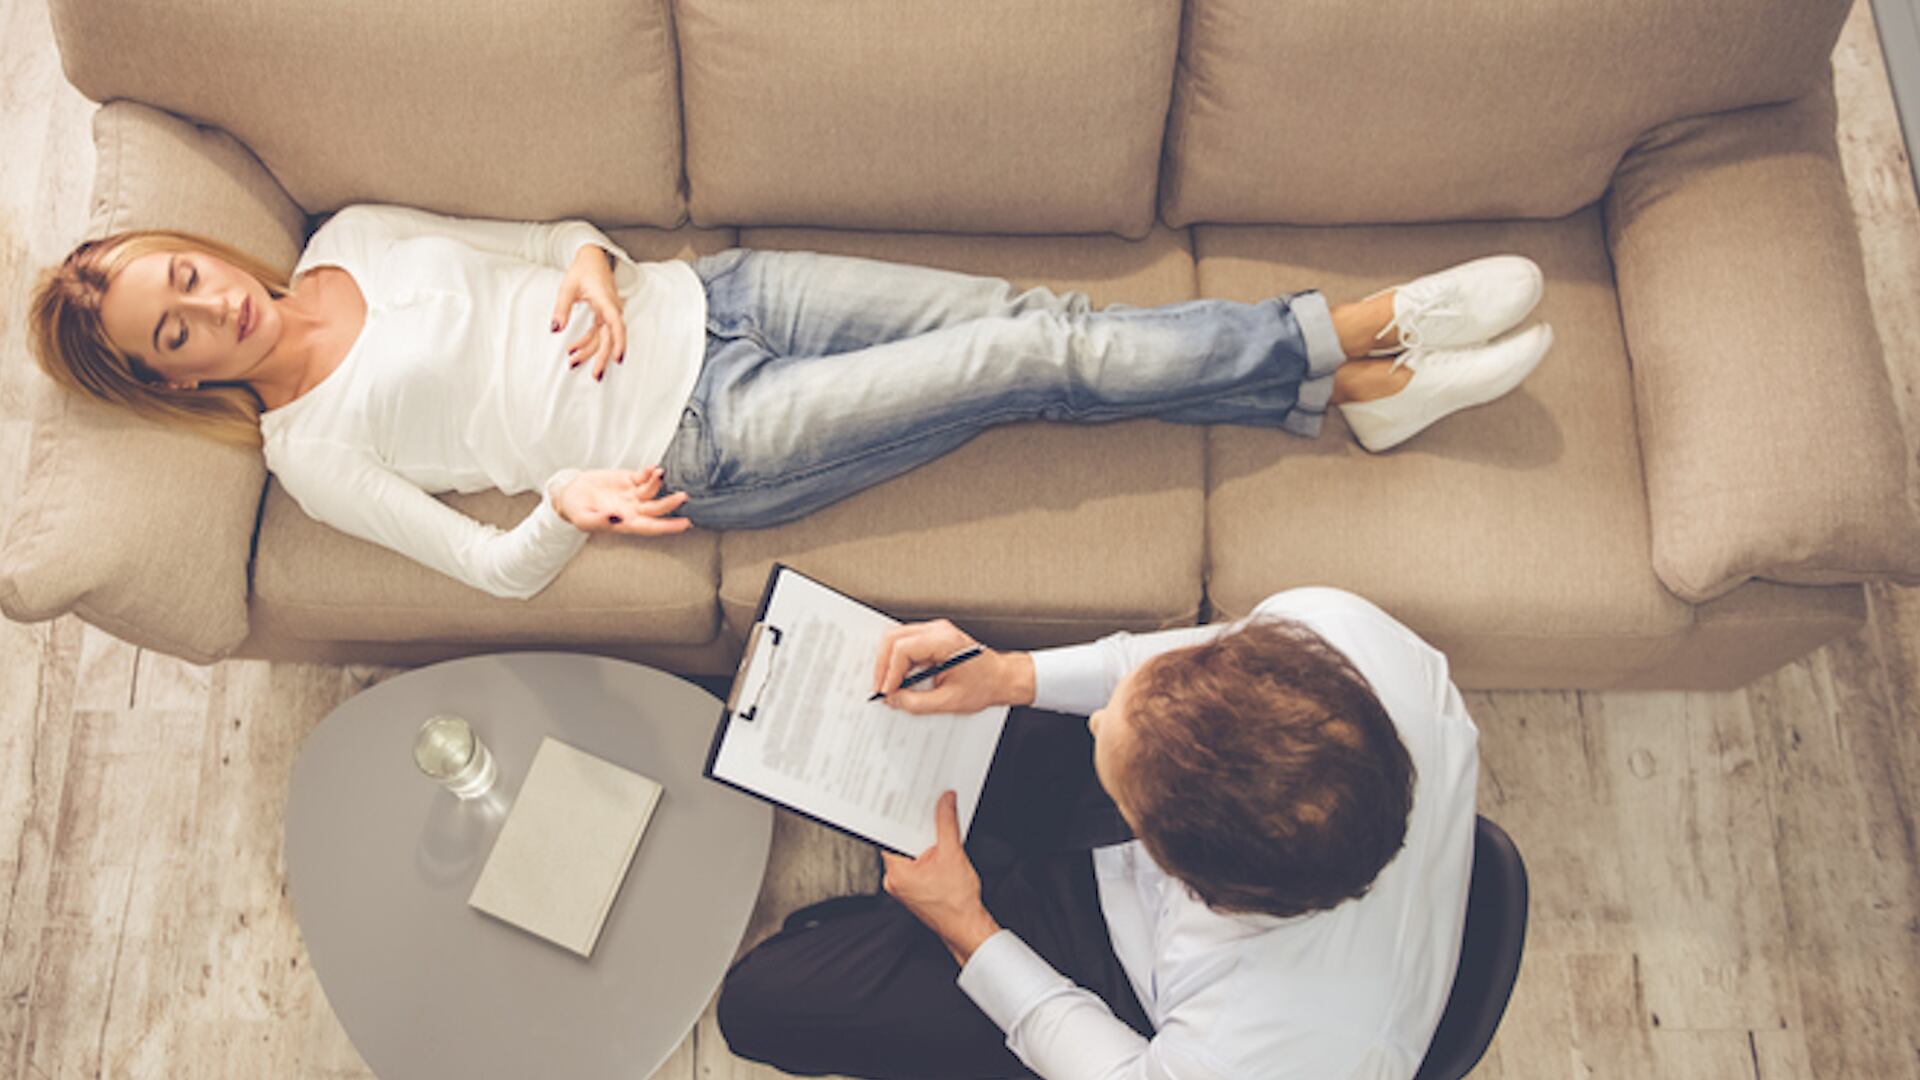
[285,652,772,1080]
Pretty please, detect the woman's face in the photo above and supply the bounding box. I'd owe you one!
[97,248,282,388]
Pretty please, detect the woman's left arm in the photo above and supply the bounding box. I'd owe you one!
[334,202,633,274]
[333,203,637,379]
[550,243,627,379]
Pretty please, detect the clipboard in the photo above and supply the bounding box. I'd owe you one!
[701,564,1009,857]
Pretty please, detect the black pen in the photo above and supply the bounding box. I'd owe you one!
[869,646,985,702]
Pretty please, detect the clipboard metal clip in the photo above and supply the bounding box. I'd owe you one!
[727,621,784,722]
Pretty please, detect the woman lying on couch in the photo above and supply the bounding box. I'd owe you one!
[29,204,1551,600]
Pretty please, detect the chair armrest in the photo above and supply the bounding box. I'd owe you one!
[1604,81,1920,603]
[0,385,265,664]
[0,100,304,662]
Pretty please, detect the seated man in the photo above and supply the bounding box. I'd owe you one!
[716,587,1480,1080]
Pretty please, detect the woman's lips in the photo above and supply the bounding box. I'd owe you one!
[238,297,252,342]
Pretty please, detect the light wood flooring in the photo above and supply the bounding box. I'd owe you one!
[4,1,1920,1077]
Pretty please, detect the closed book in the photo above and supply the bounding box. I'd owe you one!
[468,737,663,957]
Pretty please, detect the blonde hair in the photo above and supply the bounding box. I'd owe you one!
[28,230,293,450]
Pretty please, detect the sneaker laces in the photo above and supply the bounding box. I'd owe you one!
[1373,287,1467,354]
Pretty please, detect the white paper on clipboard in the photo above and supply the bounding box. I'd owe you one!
[708,568,1009,856]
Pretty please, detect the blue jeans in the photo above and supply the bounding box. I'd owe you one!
[660,249,1346,529]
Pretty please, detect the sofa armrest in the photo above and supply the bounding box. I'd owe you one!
[1604,81,1920,603]
[0,100,304,662]
[1,385,265,664]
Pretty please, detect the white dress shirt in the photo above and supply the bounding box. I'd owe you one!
[258,204,708,599]
[956,588,1479,1080]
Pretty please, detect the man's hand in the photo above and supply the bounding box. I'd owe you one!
[872,620,1036,714]
[552,466,693,535]
[551,244,627,381]
[882,791,1001,966]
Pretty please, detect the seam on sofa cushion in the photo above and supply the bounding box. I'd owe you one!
[99,103,124,235]
[717,591,1202,624]
[718,601,1204,636]
[262,596,719,621]
[1207,602,1706,640]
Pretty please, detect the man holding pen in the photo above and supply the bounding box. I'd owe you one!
[716,587,1480,1079]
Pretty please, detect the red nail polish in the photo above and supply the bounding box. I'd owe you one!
[595,370,604,382]
[551,320,560,332]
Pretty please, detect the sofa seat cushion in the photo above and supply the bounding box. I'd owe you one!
[253,484,720,646]
[1199,210,1696,687]
[716,227,1206,648]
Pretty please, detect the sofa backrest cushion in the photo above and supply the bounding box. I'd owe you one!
[678,0,1180,238]
[1160,0,1853,226]
[48,0,686,226]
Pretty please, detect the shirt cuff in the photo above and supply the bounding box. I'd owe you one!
[562,228,643,298]
[543,468,586,532]
[567,237,613,268]
[956,929,1073,1034]
[1029,641,1118,716]
[527,495,589,551]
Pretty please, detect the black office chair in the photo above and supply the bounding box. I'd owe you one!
[1413,815,1530,1080]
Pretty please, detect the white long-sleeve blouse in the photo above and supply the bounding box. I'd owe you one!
[258,203,707,599]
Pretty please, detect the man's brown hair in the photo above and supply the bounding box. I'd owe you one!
[1120,618,1416,918]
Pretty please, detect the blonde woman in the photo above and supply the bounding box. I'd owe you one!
[30,204,1551,599]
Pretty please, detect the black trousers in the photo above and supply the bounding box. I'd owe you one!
[715,708,1150,1079]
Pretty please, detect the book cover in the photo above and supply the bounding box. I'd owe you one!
[468,737,663,957]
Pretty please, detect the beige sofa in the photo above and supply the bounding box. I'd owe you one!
[5,0,1918,689]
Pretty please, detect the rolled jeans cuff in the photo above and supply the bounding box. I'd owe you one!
[1282,289,1345,439]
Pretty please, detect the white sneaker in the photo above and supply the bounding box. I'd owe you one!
[1338,324,1554,453]
[1365,255,1544,356]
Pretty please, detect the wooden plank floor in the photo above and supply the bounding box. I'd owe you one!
[4,2,1919,1077]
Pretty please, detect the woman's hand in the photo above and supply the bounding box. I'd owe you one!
[552,467,692,535]
[551,245,627,382]
[871,620,1037,714]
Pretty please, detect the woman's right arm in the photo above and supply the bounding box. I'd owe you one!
[275,442,588,600]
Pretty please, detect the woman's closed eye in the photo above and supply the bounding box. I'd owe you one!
[170,265,199,350]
